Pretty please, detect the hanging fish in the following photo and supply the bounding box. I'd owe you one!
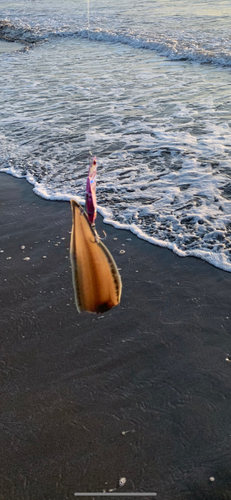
[70,157,122,314]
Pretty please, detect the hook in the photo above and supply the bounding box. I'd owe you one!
[90,225,107,243]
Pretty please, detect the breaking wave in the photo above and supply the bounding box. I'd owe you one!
[1,20,231,68]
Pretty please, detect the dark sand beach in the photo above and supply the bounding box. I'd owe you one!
[1,172,231,500]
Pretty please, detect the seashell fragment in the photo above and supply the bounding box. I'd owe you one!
[119,477,126,487]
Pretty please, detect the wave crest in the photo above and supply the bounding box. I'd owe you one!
[1,19,231,68]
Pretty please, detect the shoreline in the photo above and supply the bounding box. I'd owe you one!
[3,168,231,274]
[1,172,231,500]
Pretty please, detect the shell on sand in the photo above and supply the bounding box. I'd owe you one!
[70,199,122,314]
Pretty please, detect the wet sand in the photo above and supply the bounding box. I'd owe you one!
[1,172,231,500]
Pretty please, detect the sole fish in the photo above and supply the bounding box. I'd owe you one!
[70,199,122,313]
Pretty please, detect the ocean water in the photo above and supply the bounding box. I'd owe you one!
[1,0,231,270]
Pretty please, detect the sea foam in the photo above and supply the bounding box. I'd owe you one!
[1,1,231,272]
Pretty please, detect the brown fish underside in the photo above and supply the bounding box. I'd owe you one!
[70,199,122,313]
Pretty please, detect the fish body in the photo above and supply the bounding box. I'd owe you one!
[70,199,122,313]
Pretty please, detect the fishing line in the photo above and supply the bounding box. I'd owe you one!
[87,0,92,157]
